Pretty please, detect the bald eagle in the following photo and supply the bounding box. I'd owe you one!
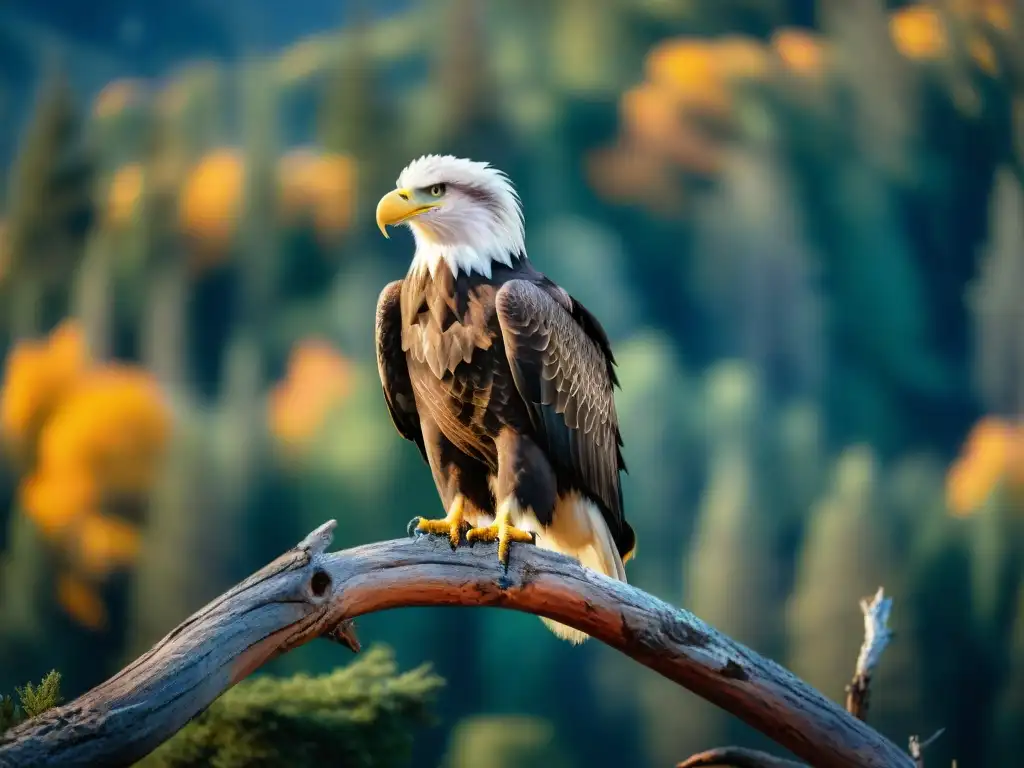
[374,155,635,643]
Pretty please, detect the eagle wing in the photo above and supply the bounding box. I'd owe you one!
[375,279,427,463]
[495,279,629,546]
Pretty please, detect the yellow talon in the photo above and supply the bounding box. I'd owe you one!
[412,496,468,549]
[466,500,536,568]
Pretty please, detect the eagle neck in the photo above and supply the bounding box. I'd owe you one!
[409,243,527,281]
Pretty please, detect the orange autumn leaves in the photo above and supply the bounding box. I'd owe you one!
[269,339,353,455]
[277,150,357,237]
[0,321,172,629]
[593,2,1014,213]
[889,2,1011,74]
[104,147,357,265]
[947,417,1024,517]
[178,149,245,255]
[589,31,827,212]
[0,321,88,467]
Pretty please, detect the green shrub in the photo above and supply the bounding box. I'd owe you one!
[0,670,63,732]
[138,645,443,768]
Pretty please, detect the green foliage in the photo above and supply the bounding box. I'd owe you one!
[786,446,899,702]
[991,584,1024,760]
[0,695,14,733]
[687,364,783,657]
[2,64,94,333]
[137,646,442,768]
[0,670,63,733]
[15,669,63,719]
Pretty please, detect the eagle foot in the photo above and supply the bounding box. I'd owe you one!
[465,523,537,570]
[408,516,471,549]
[407,496,470,549]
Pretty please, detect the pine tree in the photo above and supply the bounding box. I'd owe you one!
[139,647,442,768]
[3,63,95,337]
[682,361,784,750]
[787,446,924,741]
[990,583,1024,763]
[0,64,96,691]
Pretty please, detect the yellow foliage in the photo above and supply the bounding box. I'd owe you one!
[772,28,827,76]
[981,1,1012,31]
[954,0,1013,31]
[20,469,98,539]
[0,320,91,465]
[278,149,357,242]
[177,147,356,262]
[891,1,1008,72]
[620,84,682,151]
[17,361,166,583]
[890,5,948,60]
[74,512,142,579]
[646,35,768,113]
[946,417,1024,516]
[3,319,167,621]
[586,143,687,215]
[106,164,144,231]
[92,79,145,120]
[270,338,352,450]
[621,83,726,177]
[599,33,776,211]
[968,34,998,74]
[179,149,245,253]
[714,36,771,81]
[645,39,733,117]
[56,572,107,631]
[36,365,172,496]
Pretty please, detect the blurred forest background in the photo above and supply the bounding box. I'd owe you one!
[1,0,1023,765]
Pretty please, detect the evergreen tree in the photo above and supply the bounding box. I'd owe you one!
[990,583,1024,763]
[139,646,442,768]
[0,64,97,692]
[682,361,784,750]
[787,446,924,741]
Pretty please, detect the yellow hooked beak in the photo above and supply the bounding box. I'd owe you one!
[375,188,440,238]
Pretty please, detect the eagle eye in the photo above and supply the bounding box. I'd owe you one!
[427,183,446,198]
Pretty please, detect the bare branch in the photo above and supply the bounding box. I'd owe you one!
[909,728,945,767]
[676,746,807,767]
[0,523,915,768]
[846,586,894,721]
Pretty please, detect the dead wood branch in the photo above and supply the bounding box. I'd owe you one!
[0,521,914,768]
[676,746,807,767]
[909,728,945,767]
[667,587,898,768]
[846,587,893,721]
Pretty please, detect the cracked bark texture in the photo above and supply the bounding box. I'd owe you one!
[0,521,915,768]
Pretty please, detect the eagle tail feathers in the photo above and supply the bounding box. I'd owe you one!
[526,494,627,645]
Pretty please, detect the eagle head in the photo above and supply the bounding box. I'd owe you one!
[375,155,525,279]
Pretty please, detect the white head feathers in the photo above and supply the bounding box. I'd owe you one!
[393,155,526,279]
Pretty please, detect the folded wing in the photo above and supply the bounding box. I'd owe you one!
[375,279,426,462]
[495,279,629,551]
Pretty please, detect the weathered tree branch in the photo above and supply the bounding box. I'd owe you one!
[675,587,908,768]
[908,728,945,768]
[846,587,893,721]
[676,747,806,768]
[0,521,915,768]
